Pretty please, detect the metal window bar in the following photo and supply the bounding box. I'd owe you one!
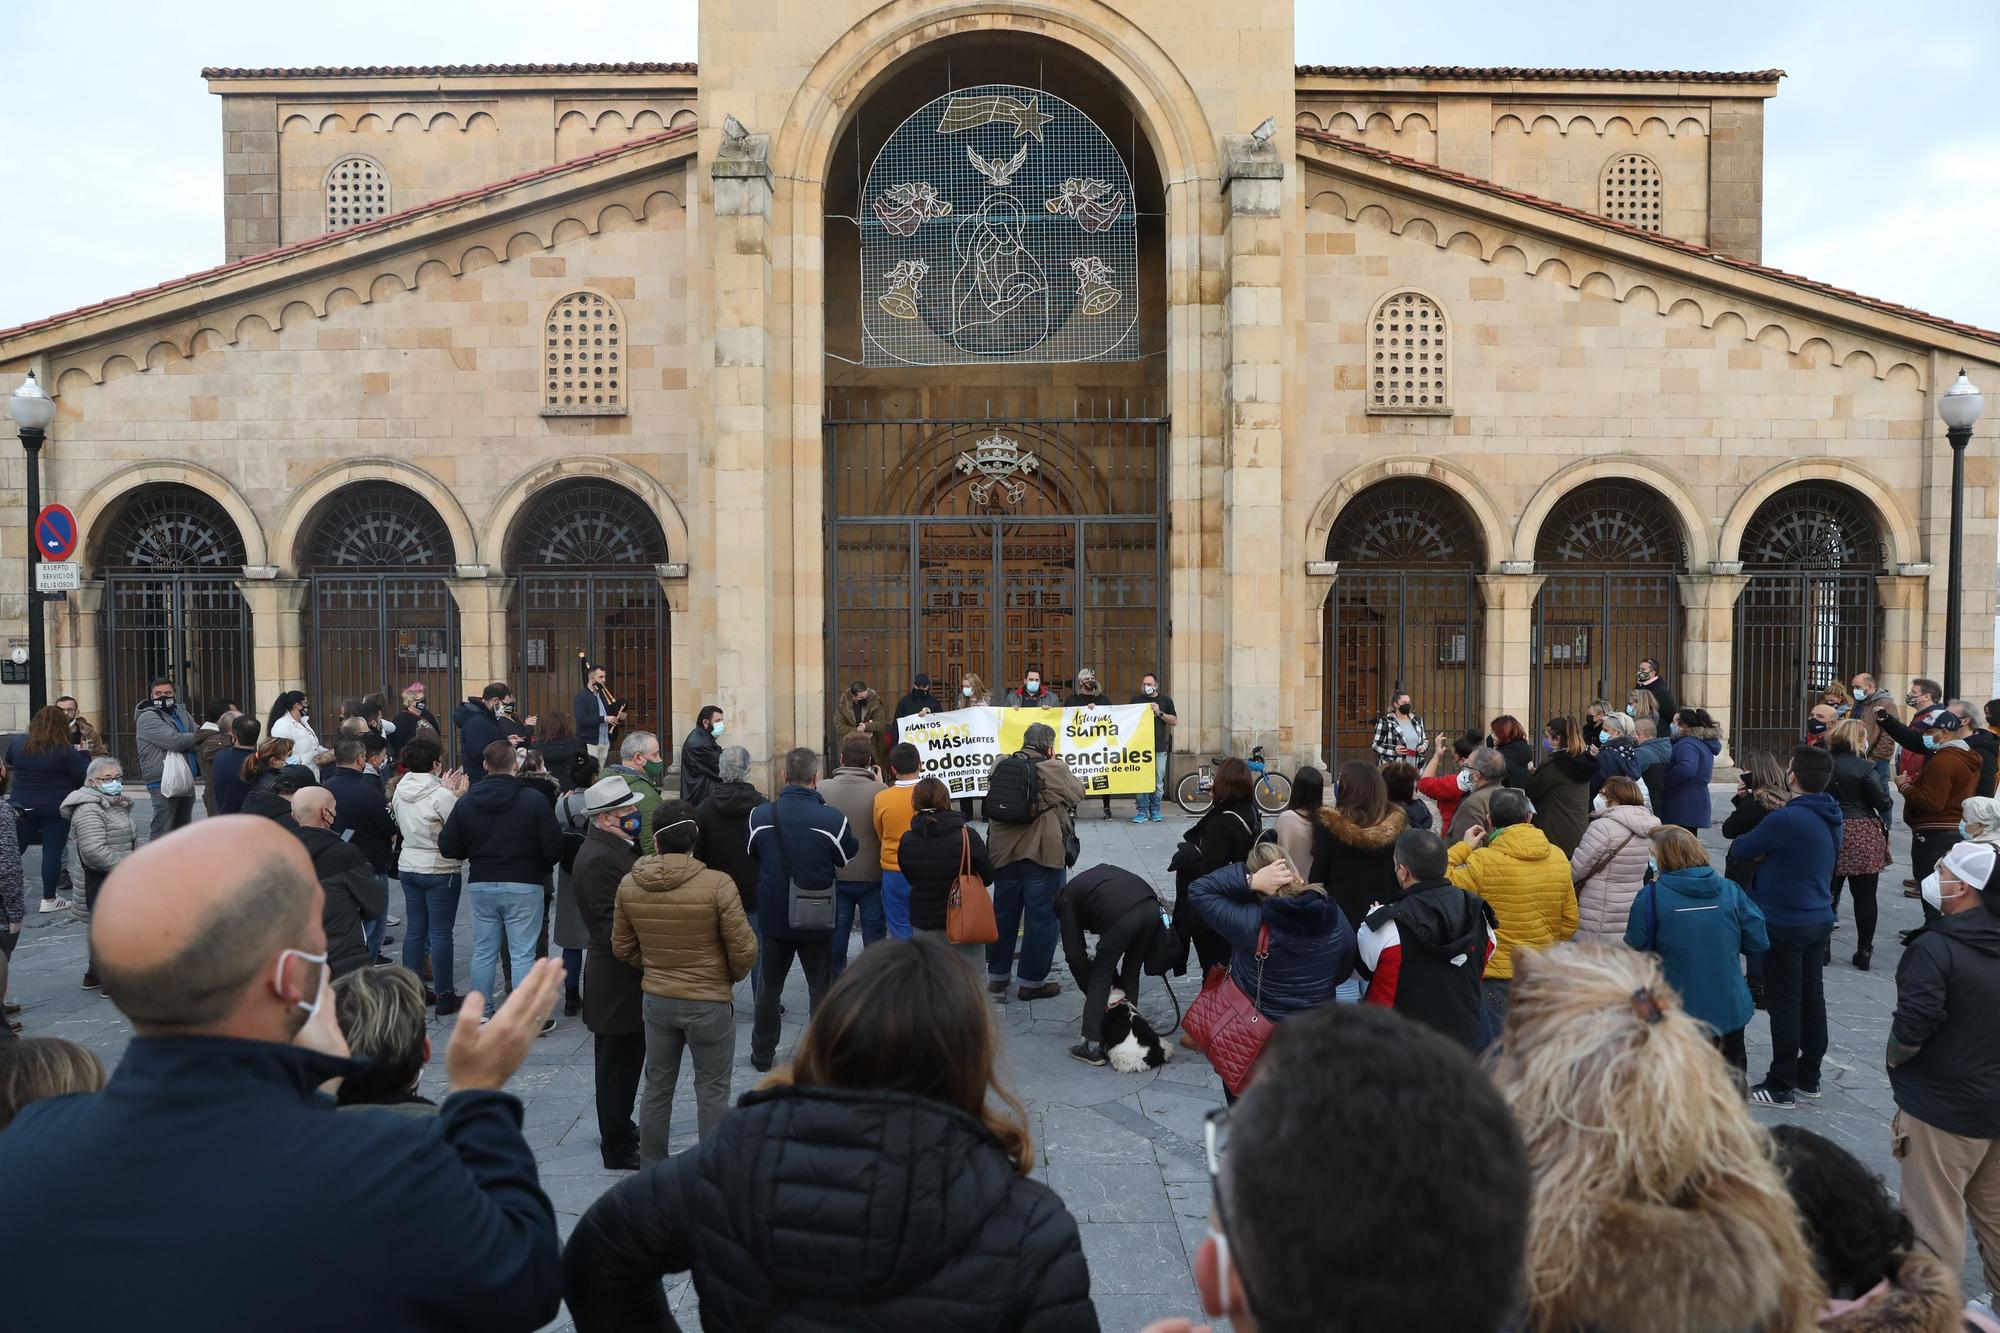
[1528,572,1681,731]
[305,576,461,761]
[1322,572,1482,766]
[1732,572,1879,761]
[514,573,671,751]
[101,576,254,774]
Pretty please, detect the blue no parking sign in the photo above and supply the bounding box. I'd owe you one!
[34,504,77,561]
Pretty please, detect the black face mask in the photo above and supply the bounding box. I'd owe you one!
[1396,702,1411,715]
[1807,719,1828,736]
[155,696,176,711]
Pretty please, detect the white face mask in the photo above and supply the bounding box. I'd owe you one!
[1143,684,1158,697]
[1456,768,1475,793]
[273,948,329,1017]
[1206,1226,1235,1320]
[1591,793,1607,813]
[1921,872,1967,913]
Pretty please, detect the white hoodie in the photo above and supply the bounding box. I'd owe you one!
[392,771,462,875]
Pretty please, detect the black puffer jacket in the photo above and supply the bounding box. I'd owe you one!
[899,809,993,934]
[561,1083,1099,1332]
[695,781,765,914]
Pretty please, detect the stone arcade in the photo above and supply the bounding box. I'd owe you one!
[2,0,1996,778]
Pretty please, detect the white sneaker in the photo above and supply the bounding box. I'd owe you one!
[386,914,402,927]
[38,897,70,914]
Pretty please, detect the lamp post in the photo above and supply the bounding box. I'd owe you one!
[8,372,54,716]
[1939,368,1985,703]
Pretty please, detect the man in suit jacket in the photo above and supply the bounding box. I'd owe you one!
[574,665,623,766]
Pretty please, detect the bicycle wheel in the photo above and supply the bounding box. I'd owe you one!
[1176,772,1212,815]
[1255,772,1292,815]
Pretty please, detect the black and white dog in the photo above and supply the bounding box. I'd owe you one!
[1102,988,1172,1073]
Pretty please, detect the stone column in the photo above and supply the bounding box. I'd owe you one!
[1677,565,1750,764]
[53,582,105,724]
[708,126,776,773]
[444,574,515,695]
[657,562,691,746]
[235,570,311,709]
[1221,132,1286,756]
[1876,567,1932,690]
[1476,566,1544,727]
[1301,562,1338,767]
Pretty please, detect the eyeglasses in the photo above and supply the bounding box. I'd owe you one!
[1203,1106,1265,1318]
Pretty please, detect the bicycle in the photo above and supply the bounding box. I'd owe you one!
[1175,745,1292,816]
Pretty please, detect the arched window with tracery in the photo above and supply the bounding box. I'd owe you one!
[542,291,625,416]
[1735,480,1886,760]
[1366,290,1451,415]
[94,485,254,772]
[1531,480,1688,724]
[508,479,672,744]
[1600,153,1662,231]
[325,157,390,234]
[1324,479,1483,761]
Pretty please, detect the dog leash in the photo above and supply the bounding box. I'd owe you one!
[1153,974,1185,1036]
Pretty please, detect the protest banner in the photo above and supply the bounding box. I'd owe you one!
[896,705,1156,799]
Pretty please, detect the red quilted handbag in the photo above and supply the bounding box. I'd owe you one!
[1182,924,1273,1096]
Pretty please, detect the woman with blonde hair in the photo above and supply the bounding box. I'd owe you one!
[1827,718,1893,970]
[1494,941,1822,1333]
[0,1037,105,1131]
[561,935,1097,1331]
[955,672,991,819]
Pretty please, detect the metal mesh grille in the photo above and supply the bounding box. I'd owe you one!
[97,485,247,572]
[1327,480,1484,567]
[859,84,1138,366]
[507,480,668,569]
[301,484,453,571]
[1741,483,1886,571]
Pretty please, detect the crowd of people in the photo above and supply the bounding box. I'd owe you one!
[3,657,2000,1331]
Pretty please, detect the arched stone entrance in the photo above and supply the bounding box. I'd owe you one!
[1732,481,1886,759]
[1530,480,1688,726]
[506,478,673,748]
[298,482,461,725]
[91,484,254,770]
[1323,479,1485,763]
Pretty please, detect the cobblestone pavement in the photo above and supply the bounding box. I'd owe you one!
[3,785,1978,1328]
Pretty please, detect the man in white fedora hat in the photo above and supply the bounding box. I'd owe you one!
[571,773,648,1169]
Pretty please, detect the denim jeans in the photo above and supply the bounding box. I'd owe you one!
[832,879,886,973]
[987,860,1065,986]
[640,993,737,1163]
[468,882,543,1017]
[1763,919,1832,1094]
[400,871,461,994]
[879,870,913,941]
[1476,978,1511,1052]
[363,874,389,960]
[12,805,68,901]
[1135,751,1166,820]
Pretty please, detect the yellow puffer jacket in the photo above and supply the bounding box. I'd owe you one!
[1447,823,1578,979]
[612,852,758,1003]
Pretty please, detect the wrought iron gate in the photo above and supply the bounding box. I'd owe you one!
[1531,574,1681,726]
[103,577,253,772]
[306,576,460,725]
[515,574,669,745]
[1323,572,1481,764]
[1733,572,1879,760]
[824,398,1168,738]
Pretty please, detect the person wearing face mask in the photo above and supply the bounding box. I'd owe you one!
[290,786,388,979]
[567,775,649,1170]
[268,690,327,770]
[392,682,442,757]
[0,816,569,1331]
[1846,672,1901,789]
[60,756,136,991]
[614,798,756,1164]
[1569,776,1659,945]
[1419,731,1482,830]
[1355,830,1496,1049]
[134,676,201,840]
[1826,718,1894,970]
[1443,745,1508,845]
[1624,825,1767,1073]
[678,705,726,810]
[1633,657,1676,721]
[1590,711,1643,800]
[1890,840,2000,1301]
[1132,1005,1529,1333]
[1062,669,1116,818]
[832,680,890,771]
[1127,671,1176,823]
[438,742,564,1033]
[1370,692,1427,766]
[1898,706,1982,913]
[1005,666,1049,709]
[956,674,992,819]
[893,672,941,721]
[1802,702,1838,746]
[1657,708,1722,834]
[1877,676,1951,784]
[1949,697,2000,798]
[1726,745,1841,1107]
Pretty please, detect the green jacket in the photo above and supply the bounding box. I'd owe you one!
[607,763,664,845]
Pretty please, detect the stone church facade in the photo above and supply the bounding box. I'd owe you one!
[2,0,1995,777]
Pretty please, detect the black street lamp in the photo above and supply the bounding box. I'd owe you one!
[1939,368,1985,703]
[7,371,54,716]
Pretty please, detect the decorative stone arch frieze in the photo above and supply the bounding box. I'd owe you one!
[1298,164,1934,387]
[323,155,391,235]
[1718,460,1921,570]
[480,456,690,573]
[273,459,478,577]
[74,461,269,575]
[1304,454,1512,575]
[1512,457,1715,570]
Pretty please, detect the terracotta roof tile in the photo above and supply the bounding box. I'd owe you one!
[1299,128,2000,345]
[0,123,696,345]
[1295,64,1784,83]
[203,61,696,78]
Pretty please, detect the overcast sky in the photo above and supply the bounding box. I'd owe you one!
[2,1,1995,334]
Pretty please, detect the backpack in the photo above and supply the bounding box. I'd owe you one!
[556,790,590,875]
[984,751,1043,824]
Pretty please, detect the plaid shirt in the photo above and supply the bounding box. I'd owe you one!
[1373,711,1427,764]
